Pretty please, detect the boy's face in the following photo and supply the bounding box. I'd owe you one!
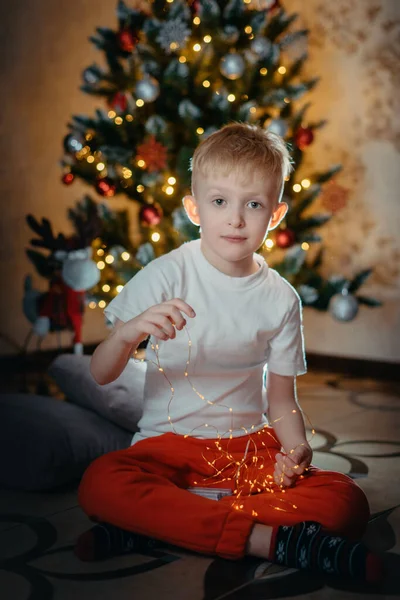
[188,171,286,276]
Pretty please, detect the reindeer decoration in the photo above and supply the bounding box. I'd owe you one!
[23,204,102,354]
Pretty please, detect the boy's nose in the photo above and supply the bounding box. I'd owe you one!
[228,211,245,227]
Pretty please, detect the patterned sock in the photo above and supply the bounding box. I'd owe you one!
[74,523,159,561]
[268,521,383,583]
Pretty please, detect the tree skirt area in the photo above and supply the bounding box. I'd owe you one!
[1,370,399,600]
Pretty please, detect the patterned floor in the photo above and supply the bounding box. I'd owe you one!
[0,370,399,600]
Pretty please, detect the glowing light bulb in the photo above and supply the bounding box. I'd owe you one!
[170,42,178,51]
[116,285,123,293]
[102,284,110,292]
[136,99,144,107]
[260,68,268,76]
[301,179,311,188]
[278,66,287,74]
[115,117,123,125]
[193,17,200,25]
[137,159,146,168]
[227,94,235,102]
[98,300,106,309]
[196,127,204,135]
[166,186,174,195]
[202,80,210,88]
[97,261,105,270]
[168,176,176,185]
[97,249,104,256]
[105,255,114,264]
[108,111,116,119]
[88,301,97,309]
[87,155,95,163]
[193,43,201,52]
[136,184,144,192]
[245,26,252,33]
[96,162,105,171]
[151,232,161,242]
[203,35,212,43]
[293,184,302,193]
[179,56,187,63]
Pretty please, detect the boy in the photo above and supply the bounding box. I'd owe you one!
[77,123,382,582]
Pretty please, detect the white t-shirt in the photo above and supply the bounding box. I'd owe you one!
[105,239,307,444]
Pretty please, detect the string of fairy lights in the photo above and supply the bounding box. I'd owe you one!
[132,324,317,513]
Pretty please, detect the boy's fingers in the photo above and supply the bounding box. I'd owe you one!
[168,298,196,318]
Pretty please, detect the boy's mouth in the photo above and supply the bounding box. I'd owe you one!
[221,235,247,242]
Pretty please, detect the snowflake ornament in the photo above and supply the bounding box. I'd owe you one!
[156,17,190,54]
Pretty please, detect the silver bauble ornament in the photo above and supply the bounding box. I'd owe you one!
[220,53,245,80]
[83,66,100,85]
[64,133,83,154]
[268,119,288,137]
[221,25,240,44]
[329,291,359,322]
[251,37,272,59]
[135,77,160,103]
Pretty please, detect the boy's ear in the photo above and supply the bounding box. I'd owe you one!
[269,202,288,231]
[182,195,200,226]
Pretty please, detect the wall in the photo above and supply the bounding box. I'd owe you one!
[0,0,399,361]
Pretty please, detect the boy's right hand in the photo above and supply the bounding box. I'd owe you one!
[119,298,196,346]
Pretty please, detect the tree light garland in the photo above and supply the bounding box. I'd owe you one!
[134,325,317,513]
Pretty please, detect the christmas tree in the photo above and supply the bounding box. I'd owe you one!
[56,0,380,322]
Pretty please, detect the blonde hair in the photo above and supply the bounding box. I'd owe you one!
[191,122,293,196]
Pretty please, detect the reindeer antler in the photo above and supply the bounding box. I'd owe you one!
[26,215,68,251]
[68,197,103,248]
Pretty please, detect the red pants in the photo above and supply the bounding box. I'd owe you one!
[78,428,370,560]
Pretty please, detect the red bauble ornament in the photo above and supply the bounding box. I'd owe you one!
[96,178,116,198]
[62,172,75,185]
[109,91,128,113]
[294,127,314,150]
[140,203,163,226]
[276,228,296,249]
[117,27,139,53]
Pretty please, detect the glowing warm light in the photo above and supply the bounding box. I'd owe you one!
[151,232,161,242]
[121,252,130,261]
[97,249,104,256]
[96,162,105,171]
[136,99,144,107]
[293,184,302,193]
[166,186,174,195]
[196,127,204,135]
[227,94,236,102]
[193,43,201,52]
[115,117,123,125]
[193,16,200,25]
[260,67,268,76]
[284,98,290,103]
[98,300,106,309]
[102,284,110,292]
[105,255,114,264]
[202,80,210,88]
[88,301,97,309]
[203,35,212,43]
[137,184,145,192]
[168,176,176,185]
[264,239,274,249]
[116,285,124,293]
[126,114,134,122]
[137,159,146,168]
[87,156,95,163]
[122,168,132,179]
[179,56,187,63]
[108,110,116,119]
[278,66,287,74]
[301,242,310,251]
[245,26,252,34]
[170,42,178,51]
[250,107,256,114]
[301,179,311,188]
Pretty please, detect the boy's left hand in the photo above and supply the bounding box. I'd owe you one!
[273,444,313,488]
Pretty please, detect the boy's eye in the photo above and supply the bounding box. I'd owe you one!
[213,198,225,206]
[248,201,262,209]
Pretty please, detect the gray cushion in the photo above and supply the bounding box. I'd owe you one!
[48,354,146,433]
[0,394,132,491]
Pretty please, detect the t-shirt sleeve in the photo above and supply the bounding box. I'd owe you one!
[104,259,171,325]
[266,294,307,376]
